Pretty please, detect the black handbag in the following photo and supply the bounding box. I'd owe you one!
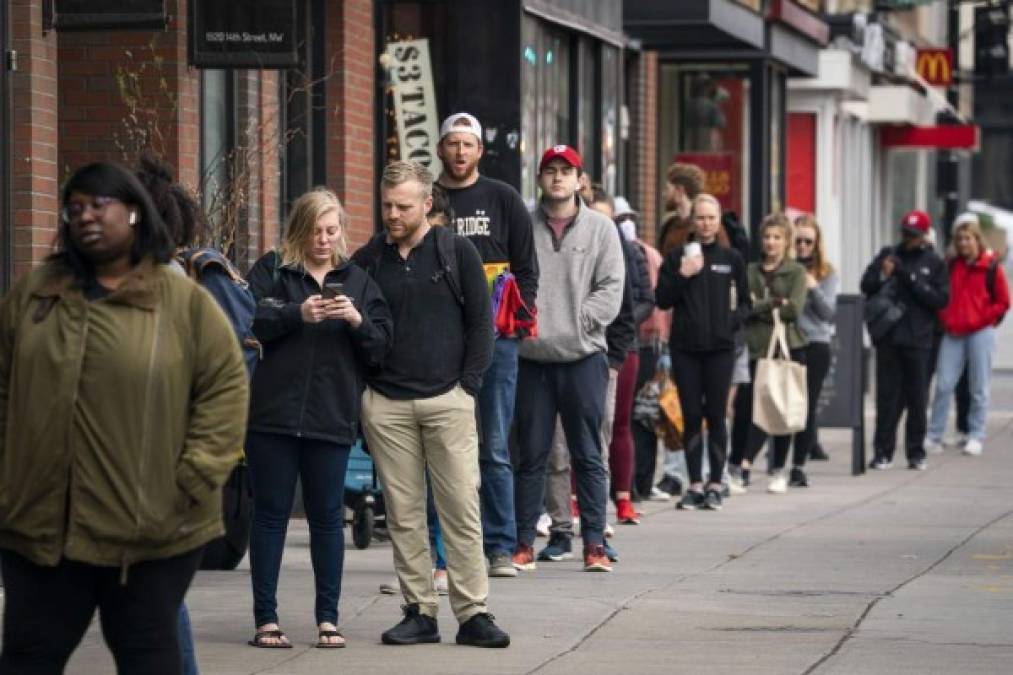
[864,277,905,343]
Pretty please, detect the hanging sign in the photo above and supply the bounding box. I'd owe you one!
[384,39,443,175]
[915,48,953,87]
[188,0,299,69]
[50,0,167,30]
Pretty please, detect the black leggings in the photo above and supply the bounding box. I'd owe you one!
[0,547,203,675]
[670,348,735,485]
[791,341,831,467]
[738,348,807,471]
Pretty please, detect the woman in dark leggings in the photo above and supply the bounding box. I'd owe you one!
[656,193,749,511]
[789,214,838,487]
[729,213,808,494]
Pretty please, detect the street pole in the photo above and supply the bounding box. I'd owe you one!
[940,0,961,246]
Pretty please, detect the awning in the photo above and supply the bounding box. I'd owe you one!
[881,125,981,151]
[623,0,766,51]
[867,85,934,125]
[788,49,871,99]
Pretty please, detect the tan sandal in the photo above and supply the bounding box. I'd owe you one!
[316,629,346,648]
[248,628,293,649]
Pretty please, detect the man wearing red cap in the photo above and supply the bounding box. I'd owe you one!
[861,210,949,471]
[511,145,624,573]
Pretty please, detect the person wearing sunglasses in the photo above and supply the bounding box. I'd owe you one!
[789,215,839,486]
[0,162,249,673]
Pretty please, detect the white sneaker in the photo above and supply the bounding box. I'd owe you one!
[648,486,672,502]
[604,523,615,538]
[727,473,747,495]
[433,569,449,596]
[536,512,551,537]
[767,472,788,494]
[944,433,968,448]
[962,438,983,456]
[924,438,945,455]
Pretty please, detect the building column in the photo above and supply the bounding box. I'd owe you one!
[11,0,58,279]
[326,0,375,249]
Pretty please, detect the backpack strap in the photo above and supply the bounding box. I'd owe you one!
[433,226,465,306]
[987,257,999,301]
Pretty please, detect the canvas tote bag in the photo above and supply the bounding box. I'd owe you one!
[752,309,808,435]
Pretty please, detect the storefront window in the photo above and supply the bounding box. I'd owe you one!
[201,69,234,220]
[577,38,597,181]
[520,14,570,206]
[659,64,751,224]
[600,45,620,196]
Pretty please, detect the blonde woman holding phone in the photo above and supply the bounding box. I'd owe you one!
[655,193,750,511]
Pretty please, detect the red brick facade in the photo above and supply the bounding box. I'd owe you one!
[635,51,659,247]
[327,0,375,250]
[8,0,375,282]
[11,0,59,279]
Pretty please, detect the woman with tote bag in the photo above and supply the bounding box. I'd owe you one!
[728,213,808,494]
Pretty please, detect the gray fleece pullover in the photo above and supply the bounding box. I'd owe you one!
[798,270,839,343]
[519,199,625,363]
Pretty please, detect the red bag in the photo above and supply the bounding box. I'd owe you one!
[494,274,538,338]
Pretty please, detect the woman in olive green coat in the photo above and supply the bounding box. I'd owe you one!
[728,213,808,495]
[0,162,249,674]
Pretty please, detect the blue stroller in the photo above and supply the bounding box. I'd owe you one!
[344,437,384,549]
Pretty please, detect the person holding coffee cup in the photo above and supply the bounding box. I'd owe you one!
[655,193,750,511]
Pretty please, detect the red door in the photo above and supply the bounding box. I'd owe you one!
[786,112,816,215]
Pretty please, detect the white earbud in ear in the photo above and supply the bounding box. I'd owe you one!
[129,212,138,225]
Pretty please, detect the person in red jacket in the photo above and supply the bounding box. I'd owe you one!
[925,214,1010,457]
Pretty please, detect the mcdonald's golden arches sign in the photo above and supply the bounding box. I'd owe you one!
[916,49,953,86]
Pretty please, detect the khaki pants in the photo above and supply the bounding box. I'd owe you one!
[361,385,488,623]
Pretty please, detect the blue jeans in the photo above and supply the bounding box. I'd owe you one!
[246,432,350,626]
[426,476,447,570]
[478,338,520,557]
[177,603,199,675]
[928,327,995,442]
[514,354,609,547]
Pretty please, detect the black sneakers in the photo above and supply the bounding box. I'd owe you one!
[656,474,683,497]
[456,613,510,648]
[677,490,706,510]
[809,443,830,461]
[789,466,809,487]
[381,604,440,645]
[703,488,723,511]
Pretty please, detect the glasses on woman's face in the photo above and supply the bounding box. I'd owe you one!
[796,237,815,247]
[61,196,122,224]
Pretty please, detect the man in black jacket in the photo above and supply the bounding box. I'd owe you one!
[354,161,508,648]
[436,112,537,578]
[861,210,949,471]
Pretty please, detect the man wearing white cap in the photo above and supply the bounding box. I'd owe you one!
[436,112,538,579]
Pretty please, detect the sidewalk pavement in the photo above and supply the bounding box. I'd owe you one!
[14,416,1013,674]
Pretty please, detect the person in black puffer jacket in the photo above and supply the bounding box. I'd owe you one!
[244,188,393,648]
[861,210,948,471]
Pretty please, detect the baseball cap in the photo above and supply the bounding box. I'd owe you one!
[614,196,637,220]
[538,145,582,173]
[952,211,980,229]
[900,210,931,235]
[439,113,482,143]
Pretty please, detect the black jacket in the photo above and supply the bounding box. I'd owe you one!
[627,234,655,325]
[352,226,493,397]
[246,251,393,444]
[606,236,642,367]
[861,243,949,348]
[656,242,750,353]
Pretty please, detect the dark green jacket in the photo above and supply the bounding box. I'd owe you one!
[745,259,809,358]
[0,259,249,573]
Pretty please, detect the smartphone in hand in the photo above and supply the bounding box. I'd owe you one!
[322,281,345,300]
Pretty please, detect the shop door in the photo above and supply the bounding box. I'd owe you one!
[786,112,816,215]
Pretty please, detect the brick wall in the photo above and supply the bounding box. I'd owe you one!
[637,51,659,247]
[327,0,375,250]
[11,0,59,279]
[57,0,199,187]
